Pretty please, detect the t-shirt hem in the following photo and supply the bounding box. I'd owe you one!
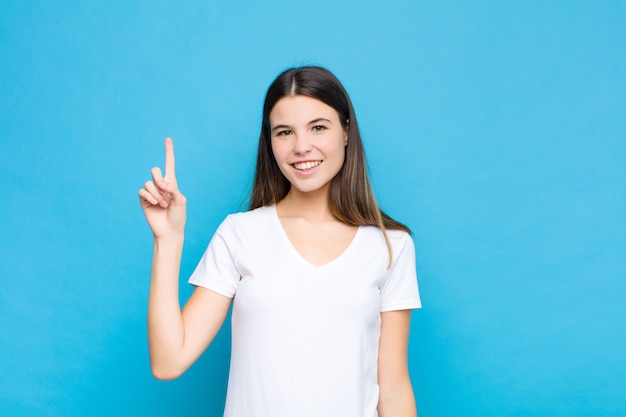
[380,300,422,312]
[188,279,235,298]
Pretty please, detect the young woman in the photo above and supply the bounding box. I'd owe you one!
[139,66,421,417]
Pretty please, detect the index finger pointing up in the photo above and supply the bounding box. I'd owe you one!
[164,137,176,179]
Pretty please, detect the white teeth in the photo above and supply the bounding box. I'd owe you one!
[294,161,321,170]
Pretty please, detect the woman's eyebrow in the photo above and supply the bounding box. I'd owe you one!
[271,124,292,132]
[271,118,331,131]
[308,118,332,125]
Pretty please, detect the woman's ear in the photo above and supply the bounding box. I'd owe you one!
[344,119,349,145]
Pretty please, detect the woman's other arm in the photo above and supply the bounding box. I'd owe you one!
[377,309,417,417]
[139,138,232,380]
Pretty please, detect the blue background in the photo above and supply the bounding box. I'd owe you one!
[1,1,625,416]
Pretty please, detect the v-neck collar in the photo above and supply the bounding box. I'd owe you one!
[270,205,362,270]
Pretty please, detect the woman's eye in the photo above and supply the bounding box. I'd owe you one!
[312,125,327,132]
[276,130,292,136]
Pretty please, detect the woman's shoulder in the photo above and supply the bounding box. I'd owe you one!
[226,205,274,222]
[385,227,412,240]
[212,205,276,245]
[359,224,411,239]
[219,205,275,234]
[358,225,412,249]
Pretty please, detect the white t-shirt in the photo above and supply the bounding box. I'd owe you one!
[189,205,421,417]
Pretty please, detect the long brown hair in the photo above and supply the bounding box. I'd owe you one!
[250,66,410,264]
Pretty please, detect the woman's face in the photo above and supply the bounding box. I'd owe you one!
[269,95,348,196]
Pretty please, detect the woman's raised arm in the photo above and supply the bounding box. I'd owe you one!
[139,138,232,379]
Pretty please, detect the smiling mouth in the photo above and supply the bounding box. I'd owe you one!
[293,161,322,171]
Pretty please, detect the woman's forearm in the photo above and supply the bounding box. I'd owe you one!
[147,234,186,379]
[378,378,417,417]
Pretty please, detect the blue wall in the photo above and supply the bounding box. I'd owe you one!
[1,1,624,416]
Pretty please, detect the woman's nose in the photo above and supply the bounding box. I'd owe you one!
[293,133,312,154]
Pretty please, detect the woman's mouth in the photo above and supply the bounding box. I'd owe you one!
[293,160,322,171]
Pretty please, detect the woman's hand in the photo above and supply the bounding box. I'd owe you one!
[139,138,187,239]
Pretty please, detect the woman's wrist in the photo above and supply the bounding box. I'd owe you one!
[153,233,185,248]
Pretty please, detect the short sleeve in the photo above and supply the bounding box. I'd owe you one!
[380,233,422,312]
[188,216,241,298]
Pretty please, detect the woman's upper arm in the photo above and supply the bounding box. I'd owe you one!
[179,286,232,371]
[378,309,417,417]
[378,309,411,383]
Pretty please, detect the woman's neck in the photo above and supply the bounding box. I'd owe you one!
[277,186,335,222]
